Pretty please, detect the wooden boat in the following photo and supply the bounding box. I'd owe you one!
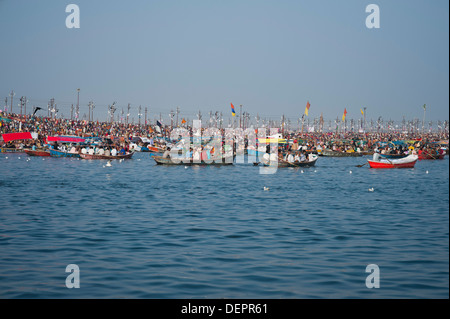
[24,149,50,157]
[0,147,25,153]
[418,152,445,160]
[49,149,81,158]
[153,155,234,166]
[80,152,134,160]
[262,154,319,168]
[368,154,418,169]
[321,149,363,157]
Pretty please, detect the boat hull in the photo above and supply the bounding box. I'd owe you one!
[80,152,134,160]
[321,150,363,157]
[24,149,50,157]
[49,149,81,158]
[153,155,234,165]
[368,155,418,168]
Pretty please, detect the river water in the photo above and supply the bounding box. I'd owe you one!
[0,152,448,298]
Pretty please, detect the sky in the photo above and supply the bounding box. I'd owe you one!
[0,0,448,123]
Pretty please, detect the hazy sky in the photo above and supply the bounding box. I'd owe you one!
[0,0,448,123]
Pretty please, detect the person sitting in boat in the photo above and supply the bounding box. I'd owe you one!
[104,148,111,156]
[111,147,117,156]
[300,151,307,162]
[372,152,381,162]
[69,145,77,154]
[88,147,95,155]
[163,147,171,159]
[285,151,294,163]
[98,148,105,155]
[294,151,300,163]
[119,147,126,156]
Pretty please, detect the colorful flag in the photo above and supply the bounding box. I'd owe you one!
[360,108,364,115]
[342,108,347,122]
[181,118,186,124]
[305,101,311,116]
[231,103,236,117]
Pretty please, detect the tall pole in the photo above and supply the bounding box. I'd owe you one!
[138,105,142,127]
[363,107,367,132]
[422,104,426,134]
[145,107,148,126]
[239,105,242,129]
[10,90,14,114]
[71,104,74,120]
[127,103,131,126]
[76,88,80,120]
[176,106,179,127]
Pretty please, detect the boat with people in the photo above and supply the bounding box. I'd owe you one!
[260,153,319,168]
[321,149,363,157]
[80,152,134,160]
[24,149,50,157]
[418,151,445,160]
[367,154,418,169]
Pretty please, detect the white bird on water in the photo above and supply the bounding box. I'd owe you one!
[426,170,429,174]
[18,157,21,159]
[368,188,374,192]
[264,186,270,191]
[349,170,353,174]
[106,160,112,167]
[5,157,8,159]
[300,170,304,173]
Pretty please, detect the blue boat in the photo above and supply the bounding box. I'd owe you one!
[49,149,81,158]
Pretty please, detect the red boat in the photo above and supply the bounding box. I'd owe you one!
[24,149,50,157]
[368,154,418,169]
[418,152,445,160]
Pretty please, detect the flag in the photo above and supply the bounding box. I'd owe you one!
[181,118,186,124]
[360,108,364,115]
[423,104,426,111]
[342,108,347,122]
[32,107,43,116]
[304,101,310,116]
[156,120,162,133]
[230,103,236,117]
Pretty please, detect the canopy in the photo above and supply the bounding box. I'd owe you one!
[47,136,86,143]
[2,132,33,143]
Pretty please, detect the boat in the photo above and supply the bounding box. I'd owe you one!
[80,152,134,160]
[262,154,319,168]
[49,149,81,158]
[24,149,50,157]
[418,152,445,160]
[0,147,25,153]
[321,149,363,157]
[379,153,408,159]
[153,155,234,166]
[367,154,418,169]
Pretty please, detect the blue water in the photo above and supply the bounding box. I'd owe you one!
[0,152,448,298]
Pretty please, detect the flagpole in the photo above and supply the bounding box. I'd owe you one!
[422,104,426,134]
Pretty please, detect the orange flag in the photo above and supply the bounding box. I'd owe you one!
[305,101,310,116]
[342,108,347,122]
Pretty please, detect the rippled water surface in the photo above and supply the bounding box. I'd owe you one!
[0,152,448,298]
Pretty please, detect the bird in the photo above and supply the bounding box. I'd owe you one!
[314,170,317,173]
[184,166,188,169]
[349,170,353,174]
[300,170,304,173]
[368,188,374,192]
[426,170,429,174]
[5,157,8,159]
[263,187,270,191]
[106,160,112,167]
[18,157,20,159]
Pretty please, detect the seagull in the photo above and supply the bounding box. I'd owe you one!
[18,157,21,159]
[184,166,188,169]
[263,186,270,191]
[300,170,304,173]
[106,160,112,167]
[426,170,429,174]
[349,170,353,174]
[368,188,374,192]
[5,157,8,159]
[314,170,317,173]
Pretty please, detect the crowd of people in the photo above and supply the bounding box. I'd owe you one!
[1,111,448,158]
